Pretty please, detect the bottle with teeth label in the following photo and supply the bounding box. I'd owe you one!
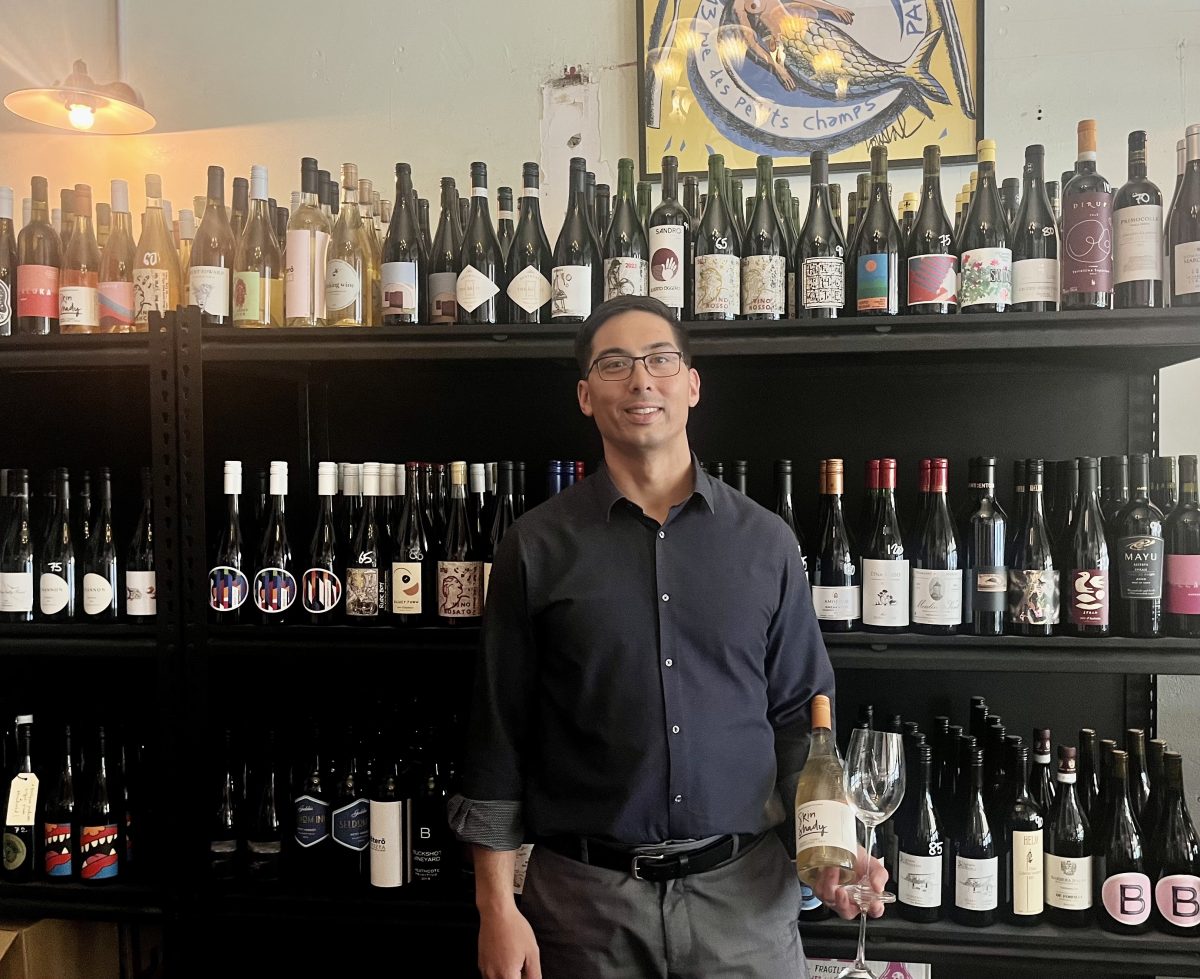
[42,724,77,879]
[80,727,119,884]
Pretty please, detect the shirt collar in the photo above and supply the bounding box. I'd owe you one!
[594,453,717,521]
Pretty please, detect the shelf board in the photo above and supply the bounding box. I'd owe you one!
[204,624,480,655]
[193,884,476,925]
[0,623,159,657]
[0,880,164,920]
[0,333,150,370]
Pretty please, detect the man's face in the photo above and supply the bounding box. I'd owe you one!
[577,310,700,455]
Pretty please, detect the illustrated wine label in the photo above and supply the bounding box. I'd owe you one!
[132,268,170,325]
[301,567,342,614]
[80,823,119,881]
[436,561,482,618]
[1006,568,1060,626]
[1118,535,1165,599]
[209,566,250,612]
[1166,554,1200,614]
[16,264,59,318]
[740,254,786,315]
[253,567,296,614]
[0,278,10,331]
[507,264,552,313]
[966,565,1007,616]
[1114,204,1163,284]
[856,253,894,312]
[381,261,419,317]
[648,225,686,307]
[456,263,500,312]
[603,257,649,301]
[907,254,958,306]
[59,285,99,328]
[1102,872,1152,925]
[0,571,33,613]
[332,798,370,852]
[390,562,423,615]
[862,558,910,627]
[1156,874,1200,928]
[811,585,861,621]
[38,572,71,615]
[1173,241,1200,297]
[898,850,941,908]
[428,271,458,323]
[293,795,329,847]
[1045,852,1093,909]
[189,266,231,316]
[693,253,739,314]
[1012,258,1059,305]
[1011,829,1044,916]
[345,566,380,617]
[324,259,362,316]
[802,256,845,309]
[284,230,330,319]
[954,854,998,911]
[1062,192,1114,293]
[369,798,407,888]
[795,799,858,855]
[43,822,74,877]
[550,264,593,318]
[2,831,27,872]
[82,572,115,615]
[911,568,963,626]
[99,281,135,329]
[1068,569,1109,627]
[125,570,157,616]
[960,248,1013,308]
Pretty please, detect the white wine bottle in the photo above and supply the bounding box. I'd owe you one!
[795,693,858,887]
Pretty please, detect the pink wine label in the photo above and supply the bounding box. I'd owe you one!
[1156,875,1200,928]
[1166,554,1200,614]
[1062,191,1114,293]
[99,281,135,328]
[16,264,58,318]
[1102,872,1151,925]
[907,254,958,305]
[1068,569,1109,627]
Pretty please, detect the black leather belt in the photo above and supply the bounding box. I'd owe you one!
[537,833,761,882]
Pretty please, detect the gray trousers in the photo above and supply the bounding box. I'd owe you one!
[521,833,810,979]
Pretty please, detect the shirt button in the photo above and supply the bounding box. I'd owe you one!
[672,725,680,734]
[665,659,673,667]
[658,531,665,539]
[661,593,670,602]
[674,795,683,803]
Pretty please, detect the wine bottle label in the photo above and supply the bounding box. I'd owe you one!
[1118,535,1165,599]
[1011,258,1059,305]
[812,585,860,621]
[390,562,423,615]
[967,566,1006,616]
[648,225,686,307]
[456,264,500,312]
[787,271,796,318]
[1,831,27,872]
[1173,241,1200,296]
[369,798,406,888]
[133,268,170,325]
[381,261,420,318]
[209,566,250,612]
[246,839,282,879]
[0,571,33,613]
[551,265,593,318]
[82,572,115,615]
[1062,192,1114,294]
[284,230,331,319]
[80,823,119,881]
[499,210,514,222]
[428,271,458,323]
[1102,872,1152,925]
[346,566,380,617]
[38,572,71,615]
[325,259,362,316]
[862,559,910,627]
[912,568,963,625]
[507,264,552,313]
[253,567,297,614]
[5,773,38,826]
[1046,852,1093,910]
[16,264,59,318]
[0,279,10,331]
[603,257,649,301]
[294,795,330,847]
[954,854,998,911]
[483,562,493,603]
[1114,204,1163,284]
[189,266,231,316]
[1011,829,1044,916]
[855,253,896,312]
[795,799,858,856]
[802,257,845,310]
[1166,554,1200,614]
[43,822,74,878]
[412,821,446,882]
[907,254,958,306]
[437,561,482,618]
[99,281,135,329]
[693,254,740,315]
[1006,568,1060,626]
[960,248,1013,308]
[1067,569,1110,627]
[59,285,99,327]
[740,254,786,315]
[898,850,942,908]
[125,570,157,616]
[1156,874,1200,928]
[332,798,370,852]
[233,272,259,322]
[301,567,342,614]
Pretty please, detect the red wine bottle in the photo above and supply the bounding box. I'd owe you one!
[1098,749,1152,934]
[507,163,553,324]
[1113,130,1164,309]
[862,458,907,632]
[346,463,388,624]
[1113,453,1165,637]
[896,743,945,923]
[391,462,433,626]
[552,158,602,323]
[485,461,516,604]
[1029,728,1057,817]
[602,158,648,302]
[1045,745,1093,927]
[797,150,846,319]
[773,460,807,572]
[0,469,34,623]
[436,461,482,625]
[961,457,1007,637]
[1065,457,1110,637]
[952,747,997,927]
[254,461,295,624]
[1165,454,1200,636]
[42,723,77,881]
[1011,144,1059,312]
[1142,738,1170,852]
[999,737,1044,925]
[456,163,505,325]
[209,461,248,624]
[1152,751,1200,935]
[38,468,75,622]
[1061,119,1115,310]
[810,459,859,632]
[906,144,957,315]
[81,725,120,885]
[3,716,38,881]
[694,154,740,320]
[911,458,961,634]
[1170,124,1200,307]
[647,156,691,319]
[124,467,156,624]
[1007,460,1058,636]
[1100,455,1130,523]
[1125,728,1152,825]
[1078,728,1102,824]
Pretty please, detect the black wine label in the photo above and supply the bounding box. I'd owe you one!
[1118,536,1164,599]
[332,799,370,852]
[968,566,1007,615]
[293,795,329,848]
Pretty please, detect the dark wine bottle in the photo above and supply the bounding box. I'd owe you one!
[862,458,908,632]
[291,728,330,883]
[999,737,1045,925]
[209,729,240,880]
[1151,456,1180,514]
[254,461,296,623]
[16,176,61,336]
[369,733,411,891]
[42,723,76,881]
[411,752,452,885]
[380,163,426,325]
[209,460,248,623]
[1101,455,1130,523]
[730,460,747,495]
[80,467,118,622]
[1126,728,1152,825]
[740,156,787,320]
[852,146,902,315]
[301,462,342,623]
[1048,458,1079,552]
[330,730,369,887]
[496,185,515,260]
[1047,180,1062,228]
[1165,454,1200,636]
[1113,453,1165,637]
[773,177,798,317]
[485,461,516,605]
[346,462,387,623]
[911,458,961,634]
[38,468,74,621]
[952,747,997,926]
[1029,728,1057,817]
[1061,119,1115,310]
[125,467,155,623]
[1010,458,1027,541]
[506,163,553,324]
[960,139,1013,313]
[772,460,807,572]
[246,730,282,883]
[1170,124,1200,306]
[693,155,740,320]
[1114,130,1164,309]
[467,463,489,543]
[391,462,433,625]
[552,158,602,322]
[1065,457,1110,637]
[602,158,649,302]
[437,461,482,625]
[1000,178,1020,229]
[0,187,15,337]
[810,459,859,632]
[729,175,746,246]
[1045,745,1093,926]
[1011,144,1060,312]
[1079,728,1102,824]
[1006,460,1058,636]
[896,743,945,923]
[906,144,957,314]
[1098,749,1152,933]
[1143,738,1170,855]
[1152,751,1200,935]
[797,150,846,319]
[427,178,461,324]
[961,457,1007,636]
[81,725,119,885]
[647,156,692,319]
[3,716,38,881]
[595,183,611,242]
[456,163,505,324]
[0,469,34,623]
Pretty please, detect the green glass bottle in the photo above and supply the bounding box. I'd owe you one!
[741,156,787,320]
[694,155,740,321]
[602,159,649,301]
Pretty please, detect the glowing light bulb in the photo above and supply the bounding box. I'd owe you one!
[67,103,95,130]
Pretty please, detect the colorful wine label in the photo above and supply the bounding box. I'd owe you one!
[391,562,423,614]
[1006,568,1059,625]
[1166,554,1200,614]
[1067,569,1109,627]
[99,281,135,329]
[293,795,329,847]
[1114,205,1163,284]
[550,265,592,318]
[210,566,250,611]
[436,561,482,618]
[1102,872,1152,925]
[1156,875,1200,928]
[301,568,341,614]
[345,566,380,617]
[693,254,739,314]
[740,254,786,315]
[43,822,74,877]
[253,567,296,614]
[1062,192,1114,293]
[80,823,119,881]
[16,264,59,318]
[954,855,997,911]
[1118,535,1165,599]
[648,225,686,308]
[603,257,649,301]
[907,254,958,306]
[856,253,894,312]
[0,278,10,331]
[802,256,844,309]
[960,248,1012,308]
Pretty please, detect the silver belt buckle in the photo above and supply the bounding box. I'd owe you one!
[630,852,667,881]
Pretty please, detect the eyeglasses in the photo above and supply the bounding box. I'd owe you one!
[587,350,684,382]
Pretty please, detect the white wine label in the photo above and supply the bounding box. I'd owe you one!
[293,795,329,847]
[456,264,500,312]
[1046,852,1093,910]
[325,259,361,312]
[1174,241,1200,296]
[125,571,156,616]
[189,266,231,316]
[1156,874,1200,928]
[332,798,370,851]
[38,573,70,615]
[82,573,115,615]
[960,247,1013,308]
[5,773,38,826]
[802,256,845,309]
[133,269,170,325]
[911,568,963,625]
[391,562,423,614]
[428,271,458,323]
[210,566,250,611]
[284,230,330,319]
[862,559,910,627]
[693,254,739,314]
[59,285,99,327]
[740,254,786,315]
[507,264,552,313]
[648,225,686,307]
[0,572,33,613]
[369,798,406,888]
[1103,872,1152,926]
[898,850,942,908]
[551,264,593,318]
[1011,829,1044,916]
[603,257,649,300]
[955,855,998,911]
[1007,568,1060,626]
[1114,204,1163,284]
[483,562,493,603]
[254,567,296,614]
[301,568,341,614]
[437,561,482,617]
[1118,535,1165,599]
[345,566,380,617]
[795,799,858,856]
[381,261,419,317]
[812,585,860,621]
[1011,258,1059,305]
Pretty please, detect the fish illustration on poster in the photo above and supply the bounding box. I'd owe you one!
[639,0,981,175]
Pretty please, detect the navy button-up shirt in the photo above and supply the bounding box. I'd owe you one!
[451,458,835,848]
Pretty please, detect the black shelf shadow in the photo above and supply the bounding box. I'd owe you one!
[0,880,164,920]
[0,333,149,370]
[0,623,159,657]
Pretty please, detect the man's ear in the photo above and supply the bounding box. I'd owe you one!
[578,378,594,417]
[688,366,700,408]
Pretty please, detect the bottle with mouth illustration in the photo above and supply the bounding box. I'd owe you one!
[80,725,120,885]
[42,724,77,882]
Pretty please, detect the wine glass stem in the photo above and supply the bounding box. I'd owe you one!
[855,822,876,969]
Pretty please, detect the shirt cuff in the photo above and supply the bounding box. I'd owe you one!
[447,793,526,851]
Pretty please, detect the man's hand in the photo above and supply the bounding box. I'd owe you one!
[478,903,541,979]
[808,846,888,920]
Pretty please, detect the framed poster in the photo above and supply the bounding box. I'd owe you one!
[638,0,983,178]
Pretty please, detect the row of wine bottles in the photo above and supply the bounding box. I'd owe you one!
[0,466,157,622]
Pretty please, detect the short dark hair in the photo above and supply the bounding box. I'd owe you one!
[574,295,692,378]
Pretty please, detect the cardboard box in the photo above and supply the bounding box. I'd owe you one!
[0,919,119,979]
[809,959,930,979]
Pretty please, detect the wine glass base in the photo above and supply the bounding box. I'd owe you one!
[841,883,897,908]
[835,966,876,979]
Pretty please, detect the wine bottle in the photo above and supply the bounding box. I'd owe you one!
[906,145,957,315]
[325,163,372,327]
[646,156,691,318]
[369,735,411,891]
[1151,456,1180,514]
[960,457,1007,636]
[485,461,516,604]
[505,162,554,324]
[0,186,15,337]
[190,165,235,327]
[1113,130,1164,309]
[862,458,908,633]
[457,162,505,325]
[125,467,155,624]
[411,747,453,885]
[1064,457,1110,637]
[797,150,846,319]
[232,165,283,328]
[0,470,33,623]
[292,729,331,881]
[998,737,1045,925]
[15,177,61,336]
[339,463,362,547]
[1075,728,1101,826]
[391,462,433,625]
[346,462,386,623]
[285,158,331,327]
[729,175,746,245]
[132,174,182,332]
[81,726,119,884]
[1045,745,1093,926]
[177,208,195,279]
[772,177,797,317]
[602,158,649,302]
[1029,728,1057,817]
[3,716,38,881]
[98,180,135,332]
[552,158,602,322]
[1007,459,1058,636]
[437,461,482,625]
[38,468,75,621]
[1171,127,1200,306]
[300,461,342,624]
[58,184,101,334]
[1000,178,1020,229]
[254,461,296,623]
[852,146,903,315]
[1048,458,1079,551]
[740,156,787,320]
[1165,454,1200,636]
[694,154,740,320]
[1010,144,1060,312]
[379,463,398,541]
[1061,120,1115,310]
[1153,751,1200,934]
[773,460,807,571]
[896,743,944,922]
[1101,455,1130,523]
[1143,739,1169,856]
[245,730,282,882]
[43,724,76,881]
[794,694,857,887]
[810,459,859,632]
[210,729,240,880]
[1126,728,1152,824]
[960,139,1013,313]
[911,458,962,634]
[952,747,997,926]
[80,468,118,622]
[209,460,248,622]
[227,176,247,245]
[379,163,426,325]
[1097,749,1152,933]
[330,731,369,887]
[493,184,515,262]
[1113,453,1165,638]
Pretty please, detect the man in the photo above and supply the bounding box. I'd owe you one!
[449,295,885,979]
